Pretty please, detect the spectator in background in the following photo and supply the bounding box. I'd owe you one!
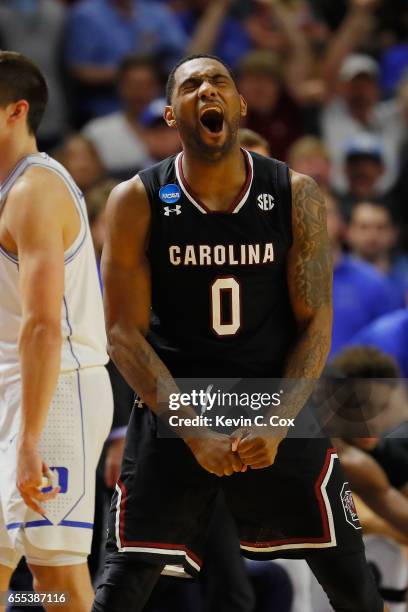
[348,309,408,378]
[288,136,332,190]
[55,135,106,193]
[139,98,181,166]
[238,128,270,157]
[321,53,402,195]
[338,133,389,216]
[174,0,251,69]
[0,0,67,149]
[82,55,162,179]
[86,179,119,276]
[347,201,408,304]
[393,77,408,249]
[325,192,403,358]
[314,346,408,612]
[236,51,304,161]
[64,0,187,123]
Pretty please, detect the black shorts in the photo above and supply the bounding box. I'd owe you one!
[106,406,364,577]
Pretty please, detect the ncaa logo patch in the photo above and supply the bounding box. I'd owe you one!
[159,184,181,204]
[340,483,361,530]
[257,193,275,211]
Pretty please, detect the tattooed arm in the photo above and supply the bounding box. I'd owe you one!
[233,171,332,468]
[284,170,332,379]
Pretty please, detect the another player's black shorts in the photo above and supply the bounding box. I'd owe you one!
[106,405,364,577]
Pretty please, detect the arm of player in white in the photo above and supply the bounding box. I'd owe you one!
[5,168,78,513]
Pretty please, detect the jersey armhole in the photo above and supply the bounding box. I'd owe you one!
[275,161,293,248]
[29,163,88,264]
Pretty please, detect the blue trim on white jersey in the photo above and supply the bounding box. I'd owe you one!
[0,244,18,265]
[59,520,93,529]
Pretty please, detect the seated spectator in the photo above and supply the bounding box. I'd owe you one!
[288,136,332,190]
[325,193,403,358]
[82,55,162,178]
[337,133,391,217]
[175,0,251,69]
[347,201,408,303]
[321,53,402,196]
[0,0,67,149]
[64,0,187,121]
[140,98,182,166]
[236,51,304,161]
[347,309,408,378]
[54,134,107,193]
[238,129,270,157]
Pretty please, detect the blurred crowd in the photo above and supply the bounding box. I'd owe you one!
[3,1,408,611]
[10,0,404,362]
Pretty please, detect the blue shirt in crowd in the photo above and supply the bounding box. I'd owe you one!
[331,255,403,358]
[347,309,408,378]
[65,0,187,116]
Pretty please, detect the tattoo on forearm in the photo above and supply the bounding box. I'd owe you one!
[291,173,332,309]
[286,329,330,378]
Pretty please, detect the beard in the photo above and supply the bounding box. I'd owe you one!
[177,111,241,161]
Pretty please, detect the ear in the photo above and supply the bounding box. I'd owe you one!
[7,100,29,125]
[240,95,247,119]
[164,105,177,129]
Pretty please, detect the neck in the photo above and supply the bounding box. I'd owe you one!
[358,252,391,273]
[0,135,38,184]
[182,145,246,197]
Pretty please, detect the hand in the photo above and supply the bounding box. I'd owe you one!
[231,428,283,469]
[186,432,247,477]
[17,443,60,514]
[104,437,125,488]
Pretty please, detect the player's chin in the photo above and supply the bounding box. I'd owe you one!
[198,122,227,148]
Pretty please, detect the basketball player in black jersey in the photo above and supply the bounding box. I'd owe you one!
[92,55,386,611]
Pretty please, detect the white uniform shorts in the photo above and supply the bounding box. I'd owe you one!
[0,367,113,568]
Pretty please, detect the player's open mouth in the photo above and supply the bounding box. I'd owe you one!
[199,107,224,135]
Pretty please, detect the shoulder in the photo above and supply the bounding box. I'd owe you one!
[4,166,76,241]
[289,170,325,211]
[347,257,391,289]
[354,309,408,343]
[8,166,72,210]
[106,176,150,221]
[289,170,319,191]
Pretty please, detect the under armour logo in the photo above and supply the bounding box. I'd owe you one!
[164,205,181,216]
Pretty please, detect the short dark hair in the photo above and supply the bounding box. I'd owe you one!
[330,346,400,379]
[166,54,234,103]
[0,51,48,135]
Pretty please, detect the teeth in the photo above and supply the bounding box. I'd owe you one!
[201,106,222,116]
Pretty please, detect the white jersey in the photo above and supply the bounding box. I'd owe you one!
[0,152,108,392]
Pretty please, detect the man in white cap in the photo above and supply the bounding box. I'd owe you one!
[321,53,402,196]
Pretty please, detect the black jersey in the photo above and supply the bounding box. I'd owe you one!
[138,149,296,378]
